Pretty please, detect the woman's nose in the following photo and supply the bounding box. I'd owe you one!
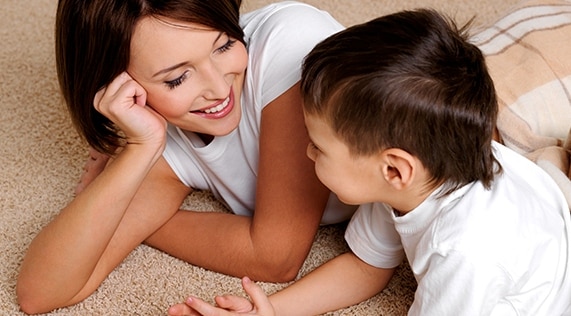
[200,62,231,100]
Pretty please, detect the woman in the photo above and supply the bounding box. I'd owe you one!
[16,0,355,314]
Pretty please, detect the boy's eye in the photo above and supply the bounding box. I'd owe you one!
[308,141,320,152]
[306,141,321,161]
[164,70,189,90]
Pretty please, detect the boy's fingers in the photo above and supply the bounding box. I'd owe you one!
[185,296,229,316]
[172,277,273,316]
[241,277,275,315]
[215,294,254,313]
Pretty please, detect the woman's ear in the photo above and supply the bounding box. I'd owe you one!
[381,148,417,190]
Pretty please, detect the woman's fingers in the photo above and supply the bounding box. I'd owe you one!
[168,302,196,316]
[92,71,166,146]
[94,72,147,114]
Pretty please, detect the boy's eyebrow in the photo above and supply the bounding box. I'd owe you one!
[306,133,318,147]
[152,31,224,78]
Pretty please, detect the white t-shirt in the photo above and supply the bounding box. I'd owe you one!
[162,1,356,224]
[345,142,571,315]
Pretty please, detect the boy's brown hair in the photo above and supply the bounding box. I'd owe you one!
[301,9,500,194]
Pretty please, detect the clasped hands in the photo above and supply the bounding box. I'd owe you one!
[168,277,275,316]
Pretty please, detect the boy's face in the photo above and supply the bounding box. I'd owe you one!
[304,113,383,205]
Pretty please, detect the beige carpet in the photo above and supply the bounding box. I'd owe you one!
[0,0,522,315]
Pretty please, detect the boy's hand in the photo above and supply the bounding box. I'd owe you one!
[168,277,275,316]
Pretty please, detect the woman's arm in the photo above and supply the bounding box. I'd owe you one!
[146,83,331,282]
[17,152,191,314]
[16,73,193,314]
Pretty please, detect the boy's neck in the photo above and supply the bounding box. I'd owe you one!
[385,175,438,216]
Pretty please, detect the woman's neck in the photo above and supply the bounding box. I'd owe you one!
[197,133,214,145]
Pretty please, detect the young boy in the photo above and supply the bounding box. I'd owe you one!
[169,9,571,316]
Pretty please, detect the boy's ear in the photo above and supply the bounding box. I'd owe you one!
[380,148,416,190]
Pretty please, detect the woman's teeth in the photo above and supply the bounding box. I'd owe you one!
[204,97,230,114]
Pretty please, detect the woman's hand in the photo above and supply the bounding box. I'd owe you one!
[94,72,167,148]
[17,73,182,314]
[168,277,275,316]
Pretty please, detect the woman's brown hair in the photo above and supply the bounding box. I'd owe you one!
[55,0,244,154]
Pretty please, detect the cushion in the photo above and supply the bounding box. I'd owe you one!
[470,0,571,206]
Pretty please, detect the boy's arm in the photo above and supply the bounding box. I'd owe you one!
[269,252,394,315]
[174,252,395,316]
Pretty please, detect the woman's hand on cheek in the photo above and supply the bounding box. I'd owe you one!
[94,72,167,148]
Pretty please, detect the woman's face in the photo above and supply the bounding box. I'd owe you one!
[128,16,248,136]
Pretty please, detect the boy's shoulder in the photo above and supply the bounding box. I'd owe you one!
[436,142,569,248]
[491,141,567,204]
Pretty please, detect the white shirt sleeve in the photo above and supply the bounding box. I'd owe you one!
[241,1,344,109]
[344,203,405,268]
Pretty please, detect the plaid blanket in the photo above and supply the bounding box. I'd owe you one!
[471,0,571,206]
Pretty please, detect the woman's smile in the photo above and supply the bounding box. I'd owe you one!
[192,88,235,119]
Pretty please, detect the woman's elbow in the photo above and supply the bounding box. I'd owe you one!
[252,252,306,283]
[16,277,75,315]
[17,285,51,315]
[265,264,300,283]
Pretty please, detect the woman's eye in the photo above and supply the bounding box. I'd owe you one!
[164,71,189,90]
[216,39,237,54]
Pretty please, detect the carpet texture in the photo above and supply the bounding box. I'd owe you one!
[0,0,521,315]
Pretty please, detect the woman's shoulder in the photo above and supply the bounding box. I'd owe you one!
[240,1,343,43]
[238,1,344,110]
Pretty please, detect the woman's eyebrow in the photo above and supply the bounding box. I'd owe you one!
[152,62,188,78]
[151,32,224,78]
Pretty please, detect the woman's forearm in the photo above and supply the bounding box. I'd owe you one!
[145,208,320,282]
[17,143,164,313]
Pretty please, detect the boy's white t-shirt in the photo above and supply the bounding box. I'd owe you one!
[162,1,356,224]
[345,141,571,315]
